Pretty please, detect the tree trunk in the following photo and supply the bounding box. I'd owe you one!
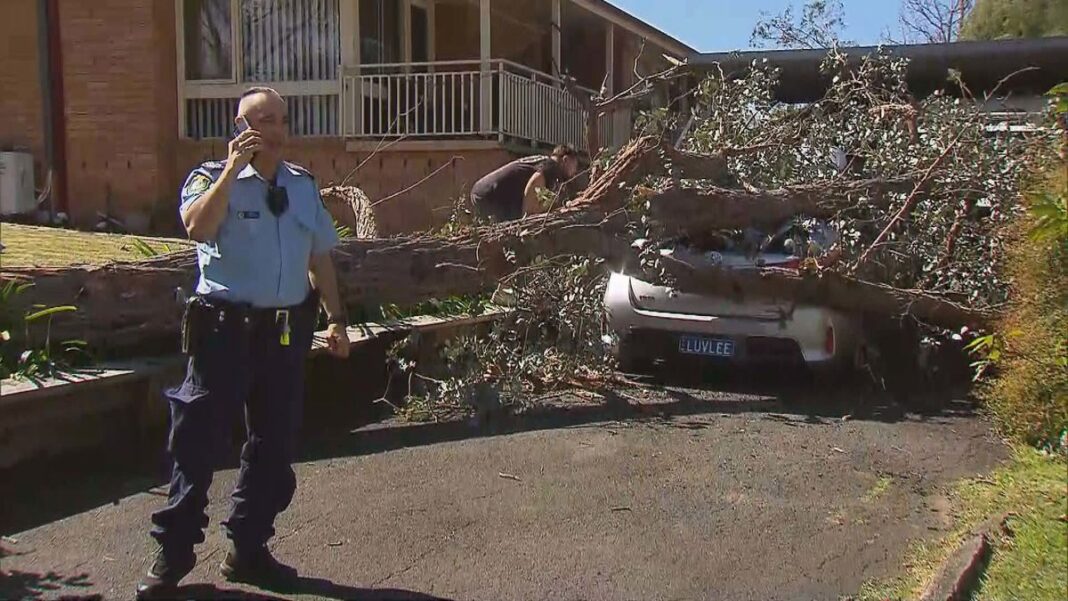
[0,136,991,354]
[648,177,915,234]
[658,255,994,330]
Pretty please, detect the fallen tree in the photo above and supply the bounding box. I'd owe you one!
[1,139,992,354]
[0,49,1049,359]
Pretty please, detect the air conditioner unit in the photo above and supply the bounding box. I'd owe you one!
[0,152,36,216]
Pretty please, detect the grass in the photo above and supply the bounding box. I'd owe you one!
[864,475,894,503]
[974,450,1068,601]
[0,224,191,267]
[380,295,492,321]
[859,447,1067,601]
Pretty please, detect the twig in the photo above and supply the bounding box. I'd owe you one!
[435,262,482,272]
[851,173,933,270]
[632,38,647,83]
[371,157,463,207]
[337,94,428,187]
[338,135,410,187]
[854,67,1038,272]
[923,194,978,286]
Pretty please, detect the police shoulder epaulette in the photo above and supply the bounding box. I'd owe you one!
[285,162,313,178]
[199,160,227,172]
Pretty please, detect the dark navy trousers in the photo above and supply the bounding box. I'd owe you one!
[150,293,317,555]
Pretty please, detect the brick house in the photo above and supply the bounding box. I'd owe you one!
[0,0,692,235]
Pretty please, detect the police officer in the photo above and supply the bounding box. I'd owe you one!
[137,87,351,599]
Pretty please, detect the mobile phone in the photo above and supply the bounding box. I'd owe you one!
[233,115,250,139]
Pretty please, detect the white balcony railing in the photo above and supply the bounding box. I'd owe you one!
[183,60,631,152]
[341,60,629,151]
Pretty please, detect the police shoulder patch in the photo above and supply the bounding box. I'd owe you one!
[184,173,213,196]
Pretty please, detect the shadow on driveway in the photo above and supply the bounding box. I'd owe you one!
[175,579,453,601]
[1,364,975,536]
[302,369,977,465]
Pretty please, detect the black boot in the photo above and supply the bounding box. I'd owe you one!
[220,544,298,589]
[135,545,195,600]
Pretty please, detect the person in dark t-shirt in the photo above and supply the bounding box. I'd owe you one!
[471,144,580,222]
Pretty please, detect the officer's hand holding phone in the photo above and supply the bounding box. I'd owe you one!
[229,116,262,171]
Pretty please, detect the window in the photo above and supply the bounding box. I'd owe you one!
[360,0,402,65]
[179,1,342,139]
[184,0,233,80]
[411,4,428,63]
[242,0,341,82]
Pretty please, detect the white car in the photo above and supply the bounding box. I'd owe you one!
[603,221,865,374]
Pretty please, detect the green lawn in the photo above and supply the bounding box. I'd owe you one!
[0,224,190,267]
[860,447,1067,601]
[974,449,1068,601]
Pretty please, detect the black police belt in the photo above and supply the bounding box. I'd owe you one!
[180,290,319,353]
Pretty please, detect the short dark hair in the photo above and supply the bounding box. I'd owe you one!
[241,86,280,99]
[551,144,577,159]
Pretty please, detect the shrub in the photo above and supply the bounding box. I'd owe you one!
[980,163,1068,450]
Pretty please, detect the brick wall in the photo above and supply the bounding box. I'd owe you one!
[175,140,514,236]
[0,0,44,178]
[59,0,178,230]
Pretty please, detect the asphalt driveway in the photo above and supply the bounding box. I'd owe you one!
[1,384,1005,601]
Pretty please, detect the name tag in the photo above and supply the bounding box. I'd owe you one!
[238,211,260,219]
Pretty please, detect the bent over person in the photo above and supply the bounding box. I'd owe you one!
[471,144,580,222]
[137,87,351,599]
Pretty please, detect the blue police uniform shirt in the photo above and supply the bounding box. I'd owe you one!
[179,160,339,308]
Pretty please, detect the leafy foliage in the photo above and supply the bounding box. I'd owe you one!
[960,0,1068,40]
[750,0,852,49]
[381,295,491,321]
[0,281,90,381]
[391,51,1055,421]
[388,257,615,422]
[653,49,1056,312]
[976,86,1068,451]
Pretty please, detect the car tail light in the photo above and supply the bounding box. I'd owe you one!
[825,325,836,355]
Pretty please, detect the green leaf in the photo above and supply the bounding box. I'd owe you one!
[1046,82,1068,96]
[129,237,161,257]
[24,305,77,322]
[0,281,34,301]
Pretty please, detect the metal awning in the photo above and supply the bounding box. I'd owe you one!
[688,36,1068,103]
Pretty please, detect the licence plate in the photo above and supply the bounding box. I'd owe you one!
[678,335,735,358]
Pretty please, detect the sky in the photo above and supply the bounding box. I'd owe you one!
[607,0,903,52]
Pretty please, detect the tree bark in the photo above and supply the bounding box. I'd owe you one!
[0,207,632,355]
[648,177,915,234]
[658,255,994,331]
